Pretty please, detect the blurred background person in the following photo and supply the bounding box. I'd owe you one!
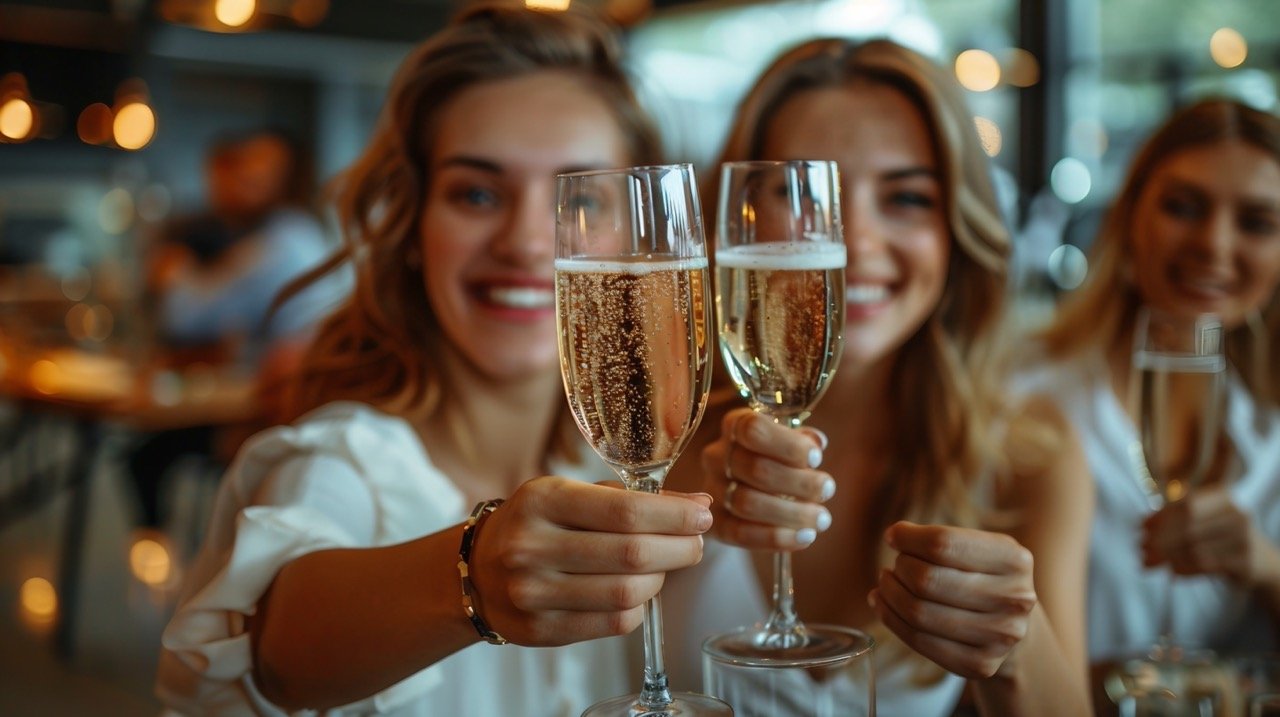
[127,127,339,532]
[1028,98,1280,709]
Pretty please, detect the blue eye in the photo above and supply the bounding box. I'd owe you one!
[1240,211,1279,237]
[888,191,935,209]
[1160,196,1203,220]
[460,186,499,207]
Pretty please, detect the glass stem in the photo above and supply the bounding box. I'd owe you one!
[758,416,807,649]
[624,467,674,710]
[761,550,802,638]
[1156,568,1177,661]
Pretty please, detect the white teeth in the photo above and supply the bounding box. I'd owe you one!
[846,284,889,305]
[485,286,554,309]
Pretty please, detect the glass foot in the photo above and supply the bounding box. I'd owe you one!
[581,691,733,717]
[705,624,871,664]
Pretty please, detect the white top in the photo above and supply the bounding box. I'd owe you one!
[1020,354,1280,661]
[156,401,636,716]
[662,540,965,717]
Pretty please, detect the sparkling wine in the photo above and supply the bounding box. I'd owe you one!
[716,242,845,425]
[1134,352,1226,502]
[556,255,711,485]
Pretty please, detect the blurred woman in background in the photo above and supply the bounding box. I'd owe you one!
[156,4,714,715]
[1031,98,1280,700]
[664,37,1093,716]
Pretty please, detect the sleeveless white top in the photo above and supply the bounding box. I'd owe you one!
[156,401,637,716]
[1020,354,1280,661]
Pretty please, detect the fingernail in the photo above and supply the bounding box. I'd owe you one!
[816,509,832,532]
[813,429,829,451]
[696,509,713,532]
[808,447,822,469]
[820,478,836,502]
[690,492,714,508]
[867,591,878,609]
[795,528,817,545]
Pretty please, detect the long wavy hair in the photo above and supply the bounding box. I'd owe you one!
[1041,99,1280,405]
[282,2,662,462]
[718,38,1011,532]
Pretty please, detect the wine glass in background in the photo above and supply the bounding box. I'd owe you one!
[702,160,873,716]
[1131,306,1226,663]
[555,163,731,717]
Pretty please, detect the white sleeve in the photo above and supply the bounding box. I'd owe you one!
[156,453,392,716]
[251,454,376,544]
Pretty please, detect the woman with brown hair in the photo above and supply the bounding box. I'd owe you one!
[663,38,1093,716]
[1033,99,1280,668]
[156,4,714,715]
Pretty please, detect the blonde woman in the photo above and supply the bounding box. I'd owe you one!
[663,38,1092,716]
[1034,100,1280,673]
[156,5,714,715]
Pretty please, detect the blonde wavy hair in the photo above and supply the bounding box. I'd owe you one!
[717,38,1011,532]
[1041,99,1280,405]
[282,2,662,461]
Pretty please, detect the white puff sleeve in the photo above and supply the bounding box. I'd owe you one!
[156,403,461,716]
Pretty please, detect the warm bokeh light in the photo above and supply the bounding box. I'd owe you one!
[1051,157,1092,204]
[0,97,34,141]
[19,577,58,625]
[525,0,572,10]
[290,0,329,26]
[215,0,256,27]
[955,49,1001,92]
[1210,28,1247,69]
[973,116,1002,157]
[1003,48,1040,88]
[65,304,114,343]
[29,359,61,395]
[113,102,155,150]
[129,538,173,587]
[86,305,115,342]
[77,103,114,145]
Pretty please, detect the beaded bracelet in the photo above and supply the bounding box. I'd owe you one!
[457,498,509,645]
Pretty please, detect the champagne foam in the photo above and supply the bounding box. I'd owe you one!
[715,242,846,270]
[555,256,708,274]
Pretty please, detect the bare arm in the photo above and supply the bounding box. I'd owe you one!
[250,477,712,711]
[970,396,1094,716]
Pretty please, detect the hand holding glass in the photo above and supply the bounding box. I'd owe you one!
[556,164,730,717]
[703,160,873,716]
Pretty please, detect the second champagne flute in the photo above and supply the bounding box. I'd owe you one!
[556,164,732,717]
[1131,306,1226,665]
[706,160,858,659]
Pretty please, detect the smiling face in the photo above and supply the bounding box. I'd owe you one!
[760,83,950,371]
[421,70,629,382]
[1129,140,1280,330]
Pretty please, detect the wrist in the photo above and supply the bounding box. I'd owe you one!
[457,499,508,645]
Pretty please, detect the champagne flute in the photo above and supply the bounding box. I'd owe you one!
[704,160,862,661]
[556,164,731,717]
[1131,307,1226,663]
